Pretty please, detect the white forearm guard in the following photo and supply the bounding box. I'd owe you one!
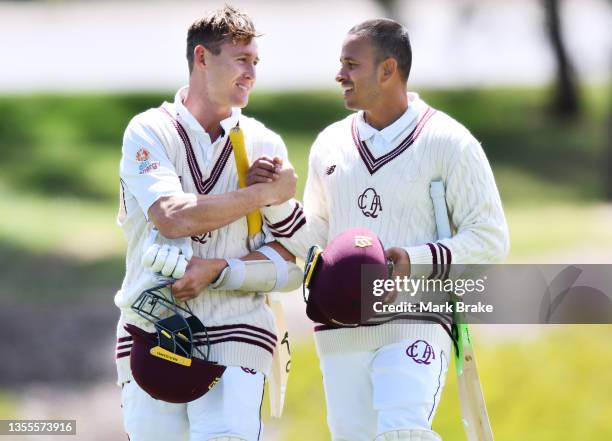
[210,246,302,293]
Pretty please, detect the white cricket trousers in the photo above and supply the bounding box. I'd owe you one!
[121,366,265,441]
[320,337,451,441]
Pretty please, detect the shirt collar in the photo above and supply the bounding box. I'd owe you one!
[356,92,421,142]
[174,86,241,137]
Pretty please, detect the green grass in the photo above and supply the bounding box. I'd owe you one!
[0,182,124,259]
[506,203,612,261]
[0,391,17,419]
[261,341,328,439]
[0,89,610,439]
[436,325,612,441]
[275,326,612,441]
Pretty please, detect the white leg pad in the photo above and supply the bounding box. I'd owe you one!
[374,429,442,441]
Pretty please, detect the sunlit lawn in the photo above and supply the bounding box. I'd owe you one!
[0,87,610,438]
[0,392,16,420]
[274,326,612,441]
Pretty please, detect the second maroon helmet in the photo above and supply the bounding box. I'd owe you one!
[303,228,390,326]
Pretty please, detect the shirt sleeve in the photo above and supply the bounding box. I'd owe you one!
[404,128,510,279]
[256,134,305,256]
[119,115,184,218]
[302,137,330,250]
[258,133,330,260]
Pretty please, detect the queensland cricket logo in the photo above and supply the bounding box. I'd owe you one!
[354,235,373,248]
[357,187,382,218]
[406,340,435,365]
[135,147,160,174]
[136,148,150,162]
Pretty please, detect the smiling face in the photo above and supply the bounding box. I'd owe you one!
[336,34,381,111]
[203,39,259,109]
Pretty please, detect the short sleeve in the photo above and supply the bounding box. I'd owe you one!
[119,116,184,217]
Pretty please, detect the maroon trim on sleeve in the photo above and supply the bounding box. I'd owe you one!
[266,202,301,229]
[427,242,439,279]
[264,202,306,238]
[270,217,306,238]
[438,243,452,280]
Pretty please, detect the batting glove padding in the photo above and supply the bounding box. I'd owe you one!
[142,229,192,279]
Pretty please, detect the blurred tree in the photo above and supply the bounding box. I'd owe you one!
[542,0,581,117]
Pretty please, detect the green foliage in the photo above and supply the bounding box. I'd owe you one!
[0,94,165,200]
[0,86,608,202]
[421,87,609,203]
[247,90,351,137]
[0,87,609,299]
[278,326,612,441]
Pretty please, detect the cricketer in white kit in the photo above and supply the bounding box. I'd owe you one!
[261,19,510,441]
[113,6,303,441]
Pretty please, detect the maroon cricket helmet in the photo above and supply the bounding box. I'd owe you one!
[126,284,226,403]
[303,228,389,326]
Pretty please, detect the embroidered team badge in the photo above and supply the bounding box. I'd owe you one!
[406,340,436,365]
[357,187,382,218]
[354,235,373,248]
[136,148,149,162]
[136,148,160,174]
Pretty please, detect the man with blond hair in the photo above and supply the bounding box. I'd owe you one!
[114,6,302,441]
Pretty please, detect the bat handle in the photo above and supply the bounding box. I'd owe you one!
[430,180,452,240]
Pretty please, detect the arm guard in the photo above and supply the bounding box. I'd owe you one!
[209,246,302,293]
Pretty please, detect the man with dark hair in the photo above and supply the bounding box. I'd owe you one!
[114,5,303,441]
[348,19,413,82]
[269,18,509,441]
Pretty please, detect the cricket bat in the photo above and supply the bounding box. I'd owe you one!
[430,180,494,441]
[230,126,291,418]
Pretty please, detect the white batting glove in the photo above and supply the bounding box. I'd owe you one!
[141,229,192,279]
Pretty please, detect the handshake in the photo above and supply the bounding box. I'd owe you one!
[141,229,193,279]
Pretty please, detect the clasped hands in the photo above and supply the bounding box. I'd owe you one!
[142,155,292,301]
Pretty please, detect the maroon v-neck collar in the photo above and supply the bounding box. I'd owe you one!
[161,107,234,194]
[351,106,436,175]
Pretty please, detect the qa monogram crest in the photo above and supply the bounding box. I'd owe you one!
[406,340,436,365]
[357,187,383,218]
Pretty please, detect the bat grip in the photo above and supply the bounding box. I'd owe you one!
[430,181,452,240]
